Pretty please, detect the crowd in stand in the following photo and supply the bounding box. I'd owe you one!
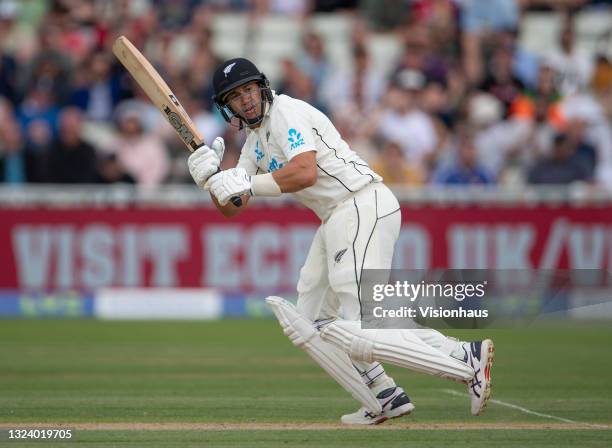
[0,0,610,189]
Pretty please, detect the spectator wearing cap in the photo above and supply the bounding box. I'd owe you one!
[112,106,170,187]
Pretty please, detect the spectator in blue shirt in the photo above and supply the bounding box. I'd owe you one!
[433,128,495,185]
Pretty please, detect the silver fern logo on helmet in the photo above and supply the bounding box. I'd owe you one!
[223,62,237,77]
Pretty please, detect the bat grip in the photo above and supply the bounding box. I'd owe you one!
[212,167,243,207]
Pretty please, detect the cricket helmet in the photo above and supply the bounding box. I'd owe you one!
[212,58,273,126]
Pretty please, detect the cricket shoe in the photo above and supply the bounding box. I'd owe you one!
[465,339,495,415]
[341,387,415,425]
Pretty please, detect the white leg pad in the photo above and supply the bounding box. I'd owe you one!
[265,296,381,414]
[320,320,475,383]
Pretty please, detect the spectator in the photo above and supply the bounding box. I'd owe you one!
[410,0,459,62]
[546,19,595,95]
[22,23,73,106]
[374,70,439,171]
[498,28,540,90]
[371,138,425,185]
[0,48,18,106]
[0,116,42,184]
[112,106,170,187]
[509,63,567,159]
[527,132,592,184]
[44,107,99,183]
[479,36,525,116]
[322,43,387,114]
[16,85,61,143]
[432,128,495,185]
[70,50,126,122]
[467,92,524,178]
[297,30,331,99]
[459,0,520,34]
[394,22,449,84]
[459,0,522,85]
[96,153,135,184]
[277,58,321,110]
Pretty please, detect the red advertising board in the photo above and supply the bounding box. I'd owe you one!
[1,204,611,292]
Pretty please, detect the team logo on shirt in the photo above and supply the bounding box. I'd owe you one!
[254,141,264,162]
[287,128,305,150]
[334,248,348,264]
[268,158,284,172]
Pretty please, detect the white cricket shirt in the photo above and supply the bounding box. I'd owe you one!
[237,93,381,220]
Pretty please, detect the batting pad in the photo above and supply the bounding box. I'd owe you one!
[265,296,382,414]
[320,320,475,383]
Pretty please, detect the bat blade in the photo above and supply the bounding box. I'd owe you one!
[112,35,203,152]
[112,35,242,207]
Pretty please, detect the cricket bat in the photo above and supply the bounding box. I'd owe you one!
[112,35,242,206]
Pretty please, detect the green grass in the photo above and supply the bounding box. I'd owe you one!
[0,320,611,446]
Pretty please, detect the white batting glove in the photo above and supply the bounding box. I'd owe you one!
[205,167,252,206]
[210,136,225,160]
[187,137,225,188]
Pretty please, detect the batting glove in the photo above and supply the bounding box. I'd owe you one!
[205,167,251,206]
[188,137,225,189]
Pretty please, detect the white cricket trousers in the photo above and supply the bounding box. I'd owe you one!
[296,182,400,384]
[295,182,464,385]
[296,181,400,324]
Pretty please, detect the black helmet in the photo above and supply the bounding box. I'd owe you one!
[212,58,273,126]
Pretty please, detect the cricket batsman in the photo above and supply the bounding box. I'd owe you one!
[187,58,495,424]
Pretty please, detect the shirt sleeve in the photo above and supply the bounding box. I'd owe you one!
[270,99,317,161]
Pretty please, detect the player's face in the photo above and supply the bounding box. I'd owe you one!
[225,81,263,122]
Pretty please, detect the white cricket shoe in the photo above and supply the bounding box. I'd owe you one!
[341,386,415,425]
[465,339,495,416]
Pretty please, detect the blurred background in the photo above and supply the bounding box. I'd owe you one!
[0,0,611,320]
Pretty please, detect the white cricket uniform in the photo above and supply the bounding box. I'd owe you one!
[238,93,402,385]
[238,92,401,315]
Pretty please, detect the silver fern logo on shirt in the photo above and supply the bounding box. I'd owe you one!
[287,128,305,150]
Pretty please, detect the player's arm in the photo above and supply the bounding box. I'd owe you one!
[270,150,317,192]
[205,150,317,210]
[211,193,250,218]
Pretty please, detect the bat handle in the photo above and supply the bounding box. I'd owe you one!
[212,167,243,207]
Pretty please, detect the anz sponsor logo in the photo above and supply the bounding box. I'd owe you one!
[254,141,264,162]
[287,128,305,150]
